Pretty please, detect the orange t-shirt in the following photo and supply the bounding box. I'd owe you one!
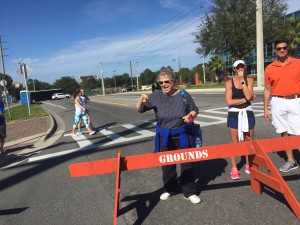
[264,57,300,96]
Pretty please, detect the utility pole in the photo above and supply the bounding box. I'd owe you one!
[113,70,116,91]
[178,54,181,71]
[256,0,264,87]
[33,79,36,91]
[202,59,206,83]
[134,61,139,91]
[100,63,105,96]
[0,36,6,75]
[0,36,11,119]
[172,59,176,72]
[129,61,133,89]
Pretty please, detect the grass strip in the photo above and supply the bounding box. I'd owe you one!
[5,104,48,123]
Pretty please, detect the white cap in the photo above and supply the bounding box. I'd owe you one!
[233,60,246,68]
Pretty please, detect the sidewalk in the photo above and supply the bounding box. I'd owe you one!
[0,113,55,166]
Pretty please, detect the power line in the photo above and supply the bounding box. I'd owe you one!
[99,3,208,76]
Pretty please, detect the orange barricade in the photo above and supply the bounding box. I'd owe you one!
[69,136,300,225]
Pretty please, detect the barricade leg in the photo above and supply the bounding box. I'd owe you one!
[249,154,262,195]
[114,151,122,225]
[250,140,300,219]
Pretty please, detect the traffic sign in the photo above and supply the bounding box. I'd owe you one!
[16,64,33,78]
[0,80,7,87]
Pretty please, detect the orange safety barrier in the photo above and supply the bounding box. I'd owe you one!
[69,136,300,225]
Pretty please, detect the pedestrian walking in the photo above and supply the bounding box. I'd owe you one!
[264,39,300,172]
[77,89,95,134]
[136,68,201,204]
[72,89,95,136]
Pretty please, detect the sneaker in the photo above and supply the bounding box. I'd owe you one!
[184,195,201,204]
[89,131,96,136]
[231,168,240,180]
[279,160,298,173]
[77,130,83,135]
[245,165,250,174]
[160,192,171,200]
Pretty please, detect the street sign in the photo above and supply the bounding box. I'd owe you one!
[0,80,7,87]
[16,64,33,77]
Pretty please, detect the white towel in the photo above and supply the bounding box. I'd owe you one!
[228,105,253,141]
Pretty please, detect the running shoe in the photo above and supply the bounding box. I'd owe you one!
[245,165,250,174]
[89,131,96,136]
[279,160,298,173]
[231,168,240,180]
[77,130,83,135]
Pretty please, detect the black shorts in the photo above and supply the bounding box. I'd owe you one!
[0,123,6,139]
[227,111,255,129]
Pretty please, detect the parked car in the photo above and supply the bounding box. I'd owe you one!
[51,93,71,100]
[122,85,136,92]
[141,85,152,91]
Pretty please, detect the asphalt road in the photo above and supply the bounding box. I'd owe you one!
[0,91,300,225]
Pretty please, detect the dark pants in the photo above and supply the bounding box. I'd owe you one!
[160,134,196,198]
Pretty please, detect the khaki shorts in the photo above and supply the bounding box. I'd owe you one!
[271,97,300,135]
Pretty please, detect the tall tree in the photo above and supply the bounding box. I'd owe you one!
[53,76,79,94]
[191,64,204,83]
[27,79,53,90]
[194,0,288,60]
[177,68,193,84]
[0,73,13,87]
[283,16,300,56]
[139,69,157,85]
[80,76,98,91]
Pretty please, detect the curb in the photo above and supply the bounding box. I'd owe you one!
[43,113,57,142]
[4,104,58,149]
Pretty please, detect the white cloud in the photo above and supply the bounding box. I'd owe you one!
[8,15,202,83]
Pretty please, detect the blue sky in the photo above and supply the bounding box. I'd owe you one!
[1,0,299,84]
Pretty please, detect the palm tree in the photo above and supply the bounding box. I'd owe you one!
[284,17,300,57]
[207,54,225,82]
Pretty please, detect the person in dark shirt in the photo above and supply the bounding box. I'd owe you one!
[225,60,255,180]
[136,68,201,204]
[0,94,6,155]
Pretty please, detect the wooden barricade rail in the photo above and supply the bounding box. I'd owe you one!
[69,136,300,225]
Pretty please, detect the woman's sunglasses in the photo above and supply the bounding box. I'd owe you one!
[158,80,172,85]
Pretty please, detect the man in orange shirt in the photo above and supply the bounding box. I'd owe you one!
[264,39,300,172]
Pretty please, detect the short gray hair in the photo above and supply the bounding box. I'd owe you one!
[157,68,177,83]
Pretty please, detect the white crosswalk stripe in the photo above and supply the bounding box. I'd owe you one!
[69,102,268,147]
[27,102,270,162]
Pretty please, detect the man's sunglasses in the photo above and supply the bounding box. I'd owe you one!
[276,46,288,51]
[158,80,172,85]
